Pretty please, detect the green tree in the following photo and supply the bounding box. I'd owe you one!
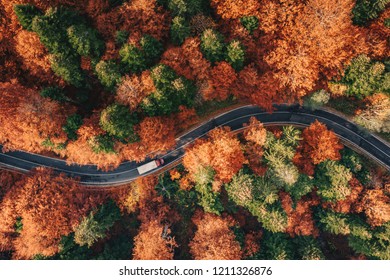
[140,35,163,66]
[67,24,104,58]
[95,60,122,91]
[340,149,364,174]
[193,166,224,215]
[270,162,300,187]
[340,55,388,99]
[348,216,373,241]
[74,212,106,248]
[90,134,116,154]
[119,35,163,73]
[119,43,146,73]
[245,176,287,233]
[284,174,315,202]
[385,18,390,28]
[40,87,68,102]
[317,209,350,235]
[56,233,91,260]
[264,135,300,187]
[258,232,293,260]
[315,160,352,202]
[240,16,259,35]
[155,173,179,199]
[258,203,288,233]
[93,235,133,260]
[195,183,224,215]
[225,170,255,207]
[31,7,82,55]
[281,126,302,147]
[293,236,324,260]
[100,104,139,142]
[200,29,225,63]
[141,65,195,116]
[13,4,43,31]
[348,222,390,260]
[115,30,129,46]
[50,53,85,88]
[225,40,245,71]
[264,139,296,164]
[303,89,330,111]
[63,114,83,140]
[167,0,205,16]
[170,16,191,45]
[74,200,121,248]
[252,176,280,205]
[352,0,390,26]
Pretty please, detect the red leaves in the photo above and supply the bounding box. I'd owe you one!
[203,62,237,101]
[280,192,320,237]
[161,38,211,82]
[138,116,176,153]
[299,120,343,165]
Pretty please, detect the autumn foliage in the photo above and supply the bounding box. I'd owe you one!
[133,220,177,260]
[203,62,237,101]
[298,120,344,165]
[0,168,104,259]
[356,188,390,227]
[116,71,155,111]
[138,116,176,153]
[183,127,245,184]
[161,37,211,81]
[14,30,57,84]
[280,192,320,237]
[0,81,73,154]
[189,211,242,260]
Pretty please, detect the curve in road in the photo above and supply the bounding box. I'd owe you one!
[0,104,389,186]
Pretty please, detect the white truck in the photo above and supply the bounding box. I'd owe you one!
[137,158,164,175]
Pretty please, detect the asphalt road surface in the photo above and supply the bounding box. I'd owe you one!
[0,104,389,186]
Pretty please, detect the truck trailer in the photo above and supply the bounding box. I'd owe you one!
[137,158,164,175]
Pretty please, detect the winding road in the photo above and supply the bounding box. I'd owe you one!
[0,104,389,186]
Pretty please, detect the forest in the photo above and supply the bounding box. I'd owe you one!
[0,0,389,259]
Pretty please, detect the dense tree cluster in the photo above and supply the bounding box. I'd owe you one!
[1,119,389,260]
[0,0,389,261]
